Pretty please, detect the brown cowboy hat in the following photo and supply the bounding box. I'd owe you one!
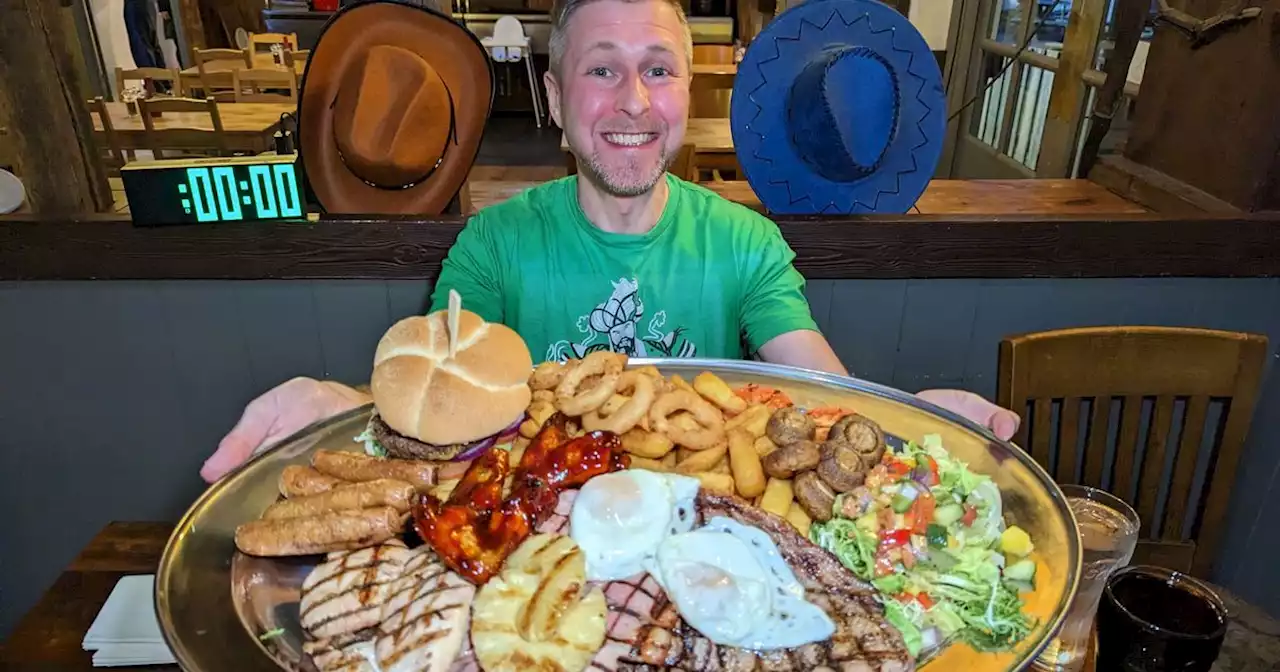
[299,0,493,214]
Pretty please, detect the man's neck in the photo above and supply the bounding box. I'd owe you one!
[575,173,670,235]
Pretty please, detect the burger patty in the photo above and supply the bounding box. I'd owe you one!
[370,414,469,461]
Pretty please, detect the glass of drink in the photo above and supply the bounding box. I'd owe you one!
[1096,565,1228,671]
[1033,484,1140,671]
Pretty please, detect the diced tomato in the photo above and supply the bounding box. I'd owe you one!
[905,492,936,535]
[885,460,912,479]
[895,593,915,604]
[880,528,912,548]
[961,504,978,527]
[924,455,940,486]
[916,593,935,610]
[874,552,897,577]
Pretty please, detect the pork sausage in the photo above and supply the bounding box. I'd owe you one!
[312,449,436,491]
[234,507,405,557]
[263,478,416,519]
[279,465,345,498]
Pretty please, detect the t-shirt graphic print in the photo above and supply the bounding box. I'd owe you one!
[547,276,698,362]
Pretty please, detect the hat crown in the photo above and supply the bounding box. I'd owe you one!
[787,46,899,183]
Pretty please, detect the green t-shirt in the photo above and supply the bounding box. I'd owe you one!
[428,174,819,363]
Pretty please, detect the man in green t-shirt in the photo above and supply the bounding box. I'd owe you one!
[200,0,1018,483]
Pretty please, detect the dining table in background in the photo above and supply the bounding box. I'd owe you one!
[467,178,1150,215]
[1,521,1277,671]
[91,102,296,154]
[179,58,307,92]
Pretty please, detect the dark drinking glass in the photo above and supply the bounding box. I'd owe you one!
[1096,565,1228,671]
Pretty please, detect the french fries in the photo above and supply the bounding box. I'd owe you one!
[675,441,728,473]
[725,403,771,436]
[526,362,818,534]
[620,428,675,458]
[786,503,812,536]
[693,372,748,415]
[728,429,766,498]
[693,472,735,494]
[754,435,778,457]
[759,477,794,518]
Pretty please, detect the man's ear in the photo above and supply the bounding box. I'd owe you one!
[544,70,563,129]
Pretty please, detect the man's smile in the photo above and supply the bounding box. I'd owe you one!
[601,132,660,148]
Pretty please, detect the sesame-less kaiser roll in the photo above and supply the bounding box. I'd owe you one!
[370,305,533,455]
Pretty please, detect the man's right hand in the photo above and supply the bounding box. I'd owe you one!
[200,377,371,483]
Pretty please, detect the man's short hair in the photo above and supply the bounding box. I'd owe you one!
[548,0,694,76]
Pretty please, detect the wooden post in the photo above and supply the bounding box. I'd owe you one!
[1036,0,1106,176]
[0,0,112,214]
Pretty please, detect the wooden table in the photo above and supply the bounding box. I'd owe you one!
[1,522,174,671]
[7,522,1274,672]
[560,117,737,171]
[92,102,295,153]
[468,178,1149,215]
[179,58,305,90]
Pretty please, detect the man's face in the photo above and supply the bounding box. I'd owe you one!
[545,0,690,197]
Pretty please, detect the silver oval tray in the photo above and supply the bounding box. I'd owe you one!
[156,358,1081,672]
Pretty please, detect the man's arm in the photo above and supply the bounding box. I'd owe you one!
[427,214,505,319]
[757,329,849,376]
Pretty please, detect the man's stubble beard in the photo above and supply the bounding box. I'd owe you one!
[578,143,675,198]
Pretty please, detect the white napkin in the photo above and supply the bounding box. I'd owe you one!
[82,575,177,667]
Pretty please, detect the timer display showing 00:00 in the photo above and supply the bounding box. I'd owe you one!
[178,164,303,222]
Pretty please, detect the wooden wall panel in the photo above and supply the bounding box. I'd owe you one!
[0,277,1278,640]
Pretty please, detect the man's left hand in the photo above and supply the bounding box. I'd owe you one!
[916,389,1021,441]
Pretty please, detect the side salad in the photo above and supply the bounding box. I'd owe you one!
[810,434,1037,657]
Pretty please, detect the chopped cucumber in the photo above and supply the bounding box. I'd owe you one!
[1004,558,1037,582]
[933,503,965,527]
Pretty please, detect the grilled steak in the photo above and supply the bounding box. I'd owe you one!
[300,540,475,672]
[544,489,914,672]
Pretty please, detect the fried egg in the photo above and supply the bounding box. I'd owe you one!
[569,469,700,581]
[650,516,836,650]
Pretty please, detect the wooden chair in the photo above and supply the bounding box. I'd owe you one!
[283,49,310,70]
[232,68,298,103]
[997,326,1269,578]
[195,48,251,100]
[247,32,300,64]
[114,67,183,100]
[137,96,227,159]
[87,96,130,173]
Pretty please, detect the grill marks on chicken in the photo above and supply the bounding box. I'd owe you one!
[300,540,475,672]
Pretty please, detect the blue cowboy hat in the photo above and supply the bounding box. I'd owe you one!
[731,0,946,214]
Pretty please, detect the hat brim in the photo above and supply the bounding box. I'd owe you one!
[299,1,493,214]
[730,0,946,215]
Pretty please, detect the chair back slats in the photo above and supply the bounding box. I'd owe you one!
[997,326,1268,578]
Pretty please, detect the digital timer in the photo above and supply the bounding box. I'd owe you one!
[121,153,307,227]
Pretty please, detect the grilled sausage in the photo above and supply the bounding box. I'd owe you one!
[279,465,345,498]
[234,507,406,557]
[312,450,436,491]
[263,479,416,519]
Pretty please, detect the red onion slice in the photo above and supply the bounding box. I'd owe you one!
[449,414,528,462]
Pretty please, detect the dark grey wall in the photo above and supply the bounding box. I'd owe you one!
[2,278,1278,639]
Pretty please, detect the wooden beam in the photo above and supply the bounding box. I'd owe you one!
[1089,155,1241,214]
[1036,0,1105,176]
[0,0,111,214]
[1076,0,1147,176]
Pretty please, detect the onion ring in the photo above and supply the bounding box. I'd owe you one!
[584,371,656,434]
[555,351,622,415]
[530,360,571,391]
[648,390,725,450]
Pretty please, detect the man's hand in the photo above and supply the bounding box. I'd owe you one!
[917,389,1021,440]
[200,378,371,483]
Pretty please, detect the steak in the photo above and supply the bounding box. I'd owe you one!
[552,489,914,672]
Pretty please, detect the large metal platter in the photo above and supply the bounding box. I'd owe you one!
[156,358,1081,672]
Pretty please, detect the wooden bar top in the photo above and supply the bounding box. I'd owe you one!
[468,178,1149,215]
